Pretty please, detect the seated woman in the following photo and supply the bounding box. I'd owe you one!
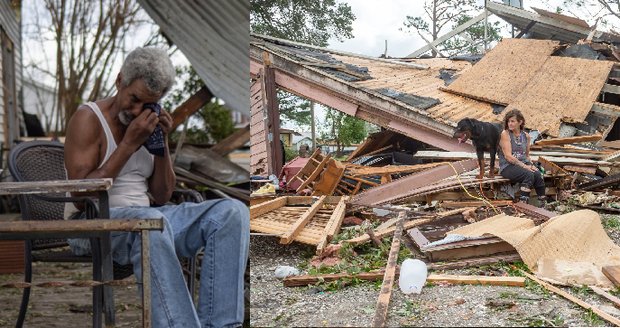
[498,109,546,205]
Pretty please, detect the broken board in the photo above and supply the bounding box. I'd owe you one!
[504,56,613,137]
[444,38,560,105]
[249,196,347,253]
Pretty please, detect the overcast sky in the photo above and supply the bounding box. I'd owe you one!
[326,0,613,57]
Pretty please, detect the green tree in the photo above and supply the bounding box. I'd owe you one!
[250,0,355,47]
[401,0,502,57]
[164,66,235,144]
[322,109,367,157]
[441,15,503,56]
[250,0,355,127]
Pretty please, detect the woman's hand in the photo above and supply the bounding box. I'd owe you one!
[524,164,537,172]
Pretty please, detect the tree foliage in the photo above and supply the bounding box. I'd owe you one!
[250,0,355,127]
[250,0,355,47]
[321,109,366,157]
[402,0,501,57]
[164,66,235,144]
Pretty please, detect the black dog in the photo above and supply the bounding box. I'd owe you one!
[453,118,502,179]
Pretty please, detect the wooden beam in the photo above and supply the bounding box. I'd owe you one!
[0,179,112,195]
[603,265,620,287]
[562,165,597,175]
[280,196,327,244]
[249,197,287,220]
[590,286,620,308]
[263,64,282,175]
[372,212,404,328]
[591,102,620,117]
[406,10,489,58]
[316,196,348,254]
[516,21,536,38]
[535,135,603,146]
[284,271,525,288]
[210,124,250,156]
[522,271,620,327]
[171,87,212,131]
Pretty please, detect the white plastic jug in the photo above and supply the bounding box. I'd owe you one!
[398,259,427,294]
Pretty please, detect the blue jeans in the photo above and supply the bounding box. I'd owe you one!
[69,199,250,327]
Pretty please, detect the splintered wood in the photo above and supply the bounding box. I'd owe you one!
[249,196,347,254]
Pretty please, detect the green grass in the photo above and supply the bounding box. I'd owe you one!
[583,308,605,326]
[602,215,620,230]
[571,285,591,296]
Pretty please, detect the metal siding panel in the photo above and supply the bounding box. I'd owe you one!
[137,0,249,115]
[0,0,19,45]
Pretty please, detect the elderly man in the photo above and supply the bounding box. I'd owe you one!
[64,47,249,327]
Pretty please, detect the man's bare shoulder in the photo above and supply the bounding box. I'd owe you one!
[66,105,102,142]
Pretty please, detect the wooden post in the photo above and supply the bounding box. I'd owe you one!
[262,57,282,175]
[373,212,405,327]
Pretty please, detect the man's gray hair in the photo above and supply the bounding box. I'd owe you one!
[120,47,176,96]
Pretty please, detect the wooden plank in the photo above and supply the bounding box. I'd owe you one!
[249,197,287,220]
[444,39,559,105]
[0,219,163,240]
[316,197,348,254]
[590,286,620,308]
[313,159,346,196]
[0,179,112,195]
[280,196,327,244]
[295,153,331,192]
[537,156,570,176]
[428,274,525,287]
[425,238,516,262]
[427,253,521,270]
[504,57,614,137]
[522,271,620,327]
[441,200,513,208]
[406,10,489,58]
[562,165,597,175]
[325,197,348,240]
[535,135,602,146]
[407,228,430,249]
[284,272,525,288]
[602,265,620,287]
[210,124,250,156]
[372,212,404,328]
[171,87,212,131]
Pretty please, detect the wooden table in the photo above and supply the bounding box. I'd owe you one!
[0,178,161,328]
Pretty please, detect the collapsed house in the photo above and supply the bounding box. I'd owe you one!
[250,2,620,325]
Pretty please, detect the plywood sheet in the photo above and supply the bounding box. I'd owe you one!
[445,39,560,105]
[505,56,613,137]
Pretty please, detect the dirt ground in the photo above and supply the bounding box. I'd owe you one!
[0,262,141,327]
[249,207,620,327]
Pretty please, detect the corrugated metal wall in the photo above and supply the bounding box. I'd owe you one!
[0,0,22,151]
[137,0,249,115]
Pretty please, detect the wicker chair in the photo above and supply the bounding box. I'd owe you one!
[8,140,201,326]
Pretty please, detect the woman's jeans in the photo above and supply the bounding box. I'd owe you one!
[68,199,250,328]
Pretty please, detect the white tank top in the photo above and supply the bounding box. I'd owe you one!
[65,102,154,215]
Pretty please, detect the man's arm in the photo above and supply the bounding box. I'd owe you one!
[65,107,136,181]
[148,110,176,204]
